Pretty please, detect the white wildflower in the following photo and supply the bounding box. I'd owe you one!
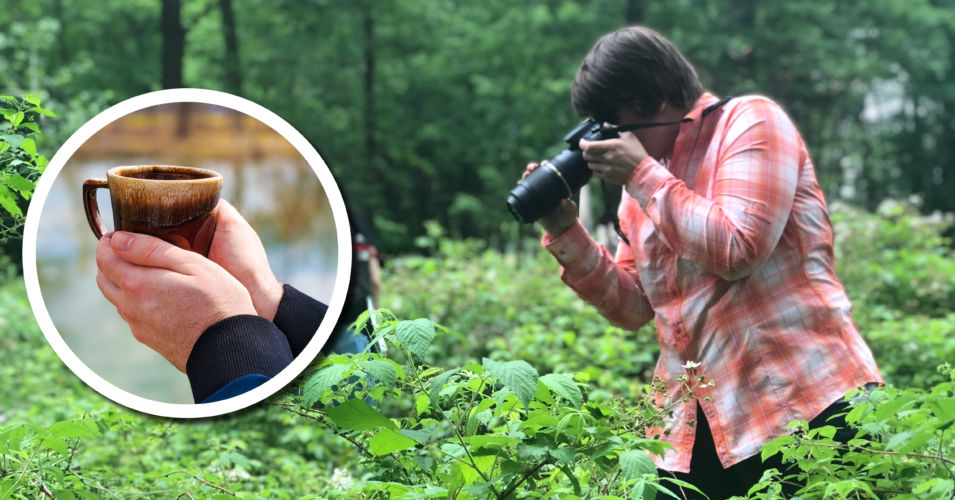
[330,467,354,490]
[682,360,701,370]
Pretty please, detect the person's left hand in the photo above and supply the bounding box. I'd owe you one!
[95,231,258,372]
[580,132,649,185]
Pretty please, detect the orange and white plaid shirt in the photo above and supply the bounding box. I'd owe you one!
[543,93,882,472]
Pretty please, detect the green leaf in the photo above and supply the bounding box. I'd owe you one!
[0,134,25,150]
[48,421,99,439]
[521,411,559,430]
[398,428,432,444]
[19,138,35,158]
[517,443,548,461]
[761,434,795,461]
[41,436,69,456]
[324,398,396,431]
[3,174,35,199]
[631,479,651,500]
[460,435,517,452]
[540,373,582,408]
[659,477,706,499]
[620,450,656,480]
[359,359,397,388]
[396,318,435,357]
[482,358,539,407]
[0,185,23,217]
[303,363,351,406]
[415,394,430,415]
[369,428,417,455]
[27,106,54,117]
[548,445,575,465]
[17,122,38,134]
[887,429,934,454]
[429,367,460,407]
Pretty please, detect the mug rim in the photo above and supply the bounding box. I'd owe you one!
[107,165,223,182]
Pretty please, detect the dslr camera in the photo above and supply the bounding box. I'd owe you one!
[507,119,618,223]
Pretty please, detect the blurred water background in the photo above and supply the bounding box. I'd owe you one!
[35,103,340,403]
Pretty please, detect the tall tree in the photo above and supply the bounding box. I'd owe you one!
[363,0,376,185]
[219,0,242,95]
[161,0,184,88]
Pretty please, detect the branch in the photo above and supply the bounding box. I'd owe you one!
[164,470,235,496]
[498,459,549,499]
[39,480,55,499]
[798,441,955,466]
[273,402,373,458]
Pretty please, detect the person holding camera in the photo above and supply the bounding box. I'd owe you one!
[521,26,882,498]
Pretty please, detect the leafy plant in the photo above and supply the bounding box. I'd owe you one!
[287,311,707,499]
[0,95,51,242]
[750,364,955,499]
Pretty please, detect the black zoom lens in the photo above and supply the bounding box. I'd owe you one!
[506,148,593,223]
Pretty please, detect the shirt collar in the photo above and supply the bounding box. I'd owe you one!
[681,92,720,123]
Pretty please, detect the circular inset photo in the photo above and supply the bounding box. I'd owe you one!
[23,89,351,417]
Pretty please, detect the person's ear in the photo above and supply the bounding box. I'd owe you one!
[654,101,669,119]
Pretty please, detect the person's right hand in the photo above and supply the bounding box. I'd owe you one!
[521,162,579,237]
[207,200,285,321]
[96,231,258,372]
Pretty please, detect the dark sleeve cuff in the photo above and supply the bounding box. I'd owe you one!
[186,315,294,403]
[272,284,329,357]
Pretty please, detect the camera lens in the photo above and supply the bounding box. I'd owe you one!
[506,149,592,223]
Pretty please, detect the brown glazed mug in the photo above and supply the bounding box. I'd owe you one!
[83,165,223,256]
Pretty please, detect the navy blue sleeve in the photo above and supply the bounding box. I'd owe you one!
[272,284,328,357]
[186,315,294,404]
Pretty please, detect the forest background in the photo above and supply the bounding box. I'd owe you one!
[1,1,954,498]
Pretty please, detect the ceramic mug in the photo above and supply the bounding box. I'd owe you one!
[83,165,223,256]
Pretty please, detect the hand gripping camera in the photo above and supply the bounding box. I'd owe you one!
[506,119,619,223]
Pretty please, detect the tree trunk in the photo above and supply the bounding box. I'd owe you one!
[219,0,242,95]
[161,0,184,89]
[363,2,376,176]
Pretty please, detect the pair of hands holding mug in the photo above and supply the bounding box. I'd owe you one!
[95,200,283,372]
[523,133,649,237]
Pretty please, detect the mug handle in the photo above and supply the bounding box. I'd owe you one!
[83,179,109,239]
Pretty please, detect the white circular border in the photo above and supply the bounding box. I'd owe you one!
[22,89,352,418]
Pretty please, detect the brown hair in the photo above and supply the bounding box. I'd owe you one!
[571,26,703,122]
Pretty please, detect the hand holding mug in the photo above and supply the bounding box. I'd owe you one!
[95,231,257,372]
[207,200,284,321]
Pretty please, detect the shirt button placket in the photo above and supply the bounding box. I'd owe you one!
[673,322,689,353]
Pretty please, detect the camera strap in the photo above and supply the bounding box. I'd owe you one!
[607,95,735,135]
[606,95,735,247]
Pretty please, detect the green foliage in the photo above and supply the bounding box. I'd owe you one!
[0,96,50,242]
[0,279,369,498]
[288,312,706,499]
[833,200,955,318]
[387,229,658,398]
[750,365,955,499]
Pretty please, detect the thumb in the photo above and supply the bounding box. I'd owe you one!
[214,199,253,233]
[109,231,200,274]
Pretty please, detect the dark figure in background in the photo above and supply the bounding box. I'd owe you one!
[322,204,382,356]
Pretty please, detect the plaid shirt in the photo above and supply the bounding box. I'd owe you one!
[543,93,882,472]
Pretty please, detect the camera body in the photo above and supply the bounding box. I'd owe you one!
[507,119,619,223]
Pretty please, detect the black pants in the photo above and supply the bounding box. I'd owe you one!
[656,399,854,500]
